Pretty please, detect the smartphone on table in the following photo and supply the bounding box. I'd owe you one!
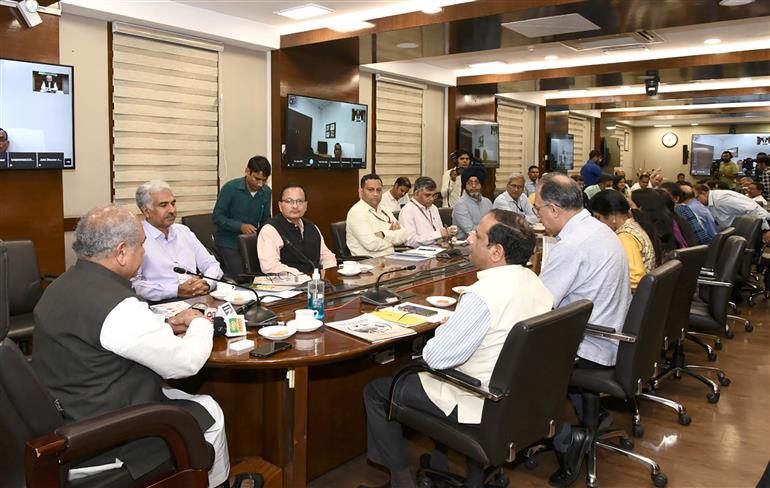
[250,342,292,358]
[398,304,439,317]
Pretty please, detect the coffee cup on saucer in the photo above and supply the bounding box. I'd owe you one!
[294,309,319,328]
[341,260,361,274]
[217,282,235,293]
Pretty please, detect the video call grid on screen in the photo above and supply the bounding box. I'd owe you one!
[0,58,75,170]
[285,93,368,169]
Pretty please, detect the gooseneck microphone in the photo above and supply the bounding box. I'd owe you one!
[173,267,278,326]
[281,237,336,292]
[361,265,417,306]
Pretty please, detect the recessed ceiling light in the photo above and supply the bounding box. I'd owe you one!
[719,0,755,6]
[330,20,375,32]
[654,124,672,128]
[467,61,508,70]
[275,3,334,20]
[606,125,617,130]
[544,55,559,61]
[422,6,443,14]
[691,123,699,126]
[704,38,722,45]
[396,42,419,49]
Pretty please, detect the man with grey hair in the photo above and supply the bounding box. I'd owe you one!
[32,205,233,487]
[534,173,631,486]
[493,173,538,225]
[398,176,457,247]
[132,180,223,301]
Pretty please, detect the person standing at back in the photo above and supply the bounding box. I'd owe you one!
[718,151,740,190]
[213,156,272,277]
[580,149,604,186]
[440,149,472,208]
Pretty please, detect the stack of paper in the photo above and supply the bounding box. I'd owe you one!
[386,246,444,262]
[325,314,416,343]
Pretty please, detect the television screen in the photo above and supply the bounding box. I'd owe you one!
[458,119,499,168]
[691,133,770,176]
[549,133,574,172]
[0,58,75,170]
[284,94,367,169]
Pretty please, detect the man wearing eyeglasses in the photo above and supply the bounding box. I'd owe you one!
[493,173,538,225]
[398,176,457,247]
[257,183,337,275]
[347,173,410,257]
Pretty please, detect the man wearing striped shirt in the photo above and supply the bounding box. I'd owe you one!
[361,210,554,488]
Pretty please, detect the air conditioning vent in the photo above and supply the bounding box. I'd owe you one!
[561,30,664,51]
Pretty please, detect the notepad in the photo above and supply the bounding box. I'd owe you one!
[370,310,426,327]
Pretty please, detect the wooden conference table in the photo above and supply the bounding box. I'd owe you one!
[176,253,479,488]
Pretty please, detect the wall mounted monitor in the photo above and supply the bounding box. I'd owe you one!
[691,133,770,176]
[0,58,75,170]
[284,93,367,169]
[549,133,574,172]
[458,119,499,168]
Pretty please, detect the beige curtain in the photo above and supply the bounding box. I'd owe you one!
[374,77,424,186]
[496,100,534,190]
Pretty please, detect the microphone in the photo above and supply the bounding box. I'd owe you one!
[173,266,277,326]
[361,265,417,306]
[281,237,336,292]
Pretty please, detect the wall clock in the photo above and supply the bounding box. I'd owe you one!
[662,131,678,148]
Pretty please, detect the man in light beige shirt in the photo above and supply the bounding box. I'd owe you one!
[346,173,410,257]
[257,183,337,276]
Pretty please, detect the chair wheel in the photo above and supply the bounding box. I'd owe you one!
[725,329,735,339]
[745,322,754,332]
[494,473,509,487]
[678,413,692,426]
[718,375,731,386]
[525,456,538,470]
[417,473,433,488]
[707,351,717,362]
[707,392,720,404]
[620,437,634,450]
[652,472,668,488]
[714,341,723,350]
[632,424,644,438]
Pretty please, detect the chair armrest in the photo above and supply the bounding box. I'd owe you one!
[585,323,637,343]
[386,360,505,420]
[41,274,58,283]
[336,256,371,263]
[699,268,716,278]
[26,403,210,487]
[697,278,733,288]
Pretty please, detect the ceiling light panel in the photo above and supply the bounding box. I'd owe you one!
[275,3,334,20]
[330,20,375,32]
[501,13,600,38]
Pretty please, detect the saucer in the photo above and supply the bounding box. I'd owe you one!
[288,318,323,333]
[426,296,456,308]
[258,325,296,340]
[451,286,468,295]
[209,289,231,300]
[359,264,374,273]
[338,267,362,276]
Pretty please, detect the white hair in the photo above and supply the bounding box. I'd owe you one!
[135,180,172,210]
[72,205,141,258]
[507,173,525,184]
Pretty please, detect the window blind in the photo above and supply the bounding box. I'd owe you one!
[496,100,531,190]
[374,78,424,186]
[111,26,221,216]
[568,114,593,175]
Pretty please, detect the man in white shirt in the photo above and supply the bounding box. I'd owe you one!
[32,205,235,487]
[493,173,538,225]
[40,74,58,93]
[398,176,457,247]
[524,165,540,197]
[131,180,223,301]
[346,173,410,257]
[380,177,412,214]
[693,184,770,232]
[362,210,553,488]
[440,149,471,208]
[747,182,768,208]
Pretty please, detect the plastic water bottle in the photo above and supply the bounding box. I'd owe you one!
[307,268,325,320]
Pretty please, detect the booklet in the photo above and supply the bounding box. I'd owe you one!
[325,314,416,343]
[386,246,445,262]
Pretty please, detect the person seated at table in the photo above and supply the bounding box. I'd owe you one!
[748,182,767,208]
[32,205,256,488]
[347,173,410,257]
[361,210,554,488]
[583,174,614,200]
[398,176,457,247]
[629,173,651,192]
[257,183,337,275]
[493,173,538,225]
[589,189,661,290]
[380,177,412,214]
[452,166,493,239]
[535,173,631,486]
[132,180,223,301]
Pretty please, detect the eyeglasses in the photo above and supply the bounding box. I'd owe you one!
[281,199,306,206]
[532,202,558,216]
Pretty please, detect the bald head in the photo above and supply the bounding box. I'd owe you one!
[537,173,584,210]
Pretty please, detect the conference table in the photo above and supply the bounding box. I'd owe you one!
[176,252,483,488]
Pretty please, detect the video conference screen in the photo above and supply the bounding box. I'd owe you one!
[691,133,770,176]
[549,133,575,172]
[0,58,75,170]
[284,93,367,169]
[458,119,500,168]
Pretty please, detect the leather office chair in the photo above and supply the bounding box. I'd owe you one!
[387,300,593,488]
[0,246,212,488]
[5,240,54,351]
[569,260,681,488]
[181,213,218,255]
[731,216,763,310]
[438,207,453,227]
[237,233,261,276]
[689,235,746,353]
[330,221,369,261]
[651,245,728,404]
[700,227,734,278]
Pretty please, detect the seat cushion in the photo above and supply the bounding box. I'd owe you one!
[8,312,34,340]
[688,300,721,331]
[569,368,627,400]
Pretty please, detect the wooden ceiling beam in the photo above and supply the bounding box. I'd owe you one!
[606,106,770,118]
[546,86,770,106]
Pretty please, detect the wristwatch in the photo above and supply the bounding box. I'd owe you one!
[190,303,208,314]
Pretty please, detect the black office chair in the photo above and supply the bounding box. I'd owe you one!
[237,233,261,277]
[569,260,681,488]
[387,300,593,488]
[181,213,218,255]
[5,240,55,352]
[731,216,763,311]
[700,227,734,278]
[438,208,453,227]
[330,221,369,261]
[0,242,212,488]
[651,245,727,404]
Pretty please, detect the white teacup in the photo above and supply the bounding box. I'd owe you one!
[294,309,319,326]
[342,260,360,273]
[217,282,235,293]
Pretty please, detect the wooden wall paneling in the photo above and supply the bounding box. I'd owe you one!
[0,7,65,275]
[270,38,361,246]
[538,106,547,172]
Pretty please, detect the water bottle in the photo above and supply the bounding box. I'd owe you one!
[307,268,325,320]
